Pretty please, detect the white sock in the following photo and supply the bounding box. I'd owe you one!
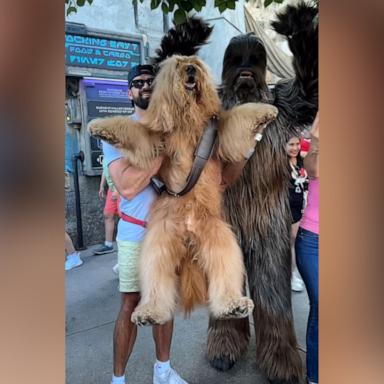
[111,374,125,384]
[105,241,113,247]
[67,252,79,259]
[155,360,171,375]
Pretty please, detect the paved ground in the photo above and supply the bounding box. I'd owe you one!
[66,244,309,384]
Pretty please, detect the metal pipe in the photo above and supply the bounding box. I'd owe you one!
[205,16,244,34]
[133,0,150,61]
[133,0,139,28]
[72,151,85,250]
[163,12,169,33]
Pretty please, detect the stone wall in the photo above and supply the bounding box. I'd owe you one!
[65,170,105,247]
[66,0,247,82]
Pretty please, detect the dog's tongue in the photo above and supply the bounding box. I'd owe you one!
[185,80,196,90]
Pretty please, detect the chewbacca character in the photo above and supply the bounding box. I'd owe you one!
[89,52,278,326]
[206,3,318,384]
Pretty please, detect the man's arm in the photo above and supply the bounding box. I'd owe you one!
[108,156,163,200]
[98,172,106,200]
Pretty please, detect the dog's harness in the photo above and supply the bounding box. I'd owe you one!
[150,116,218,197]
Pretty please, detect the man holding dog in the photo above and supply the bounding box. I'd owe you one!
[102,64,188,384]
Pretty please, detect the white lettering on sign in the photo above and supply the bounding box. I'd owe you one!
[65,33,141,71]
[102,50,131,59]
[106,60,129,68]
[69,56,105,65]
[69,46,94,55]
[65,35,108,47]
[96,154,103,166]
[95,106,132,114]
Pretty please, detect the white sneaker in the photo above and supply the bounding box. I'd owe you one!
[291,267,304,292]
[65,252,83,271]
[153,367,188,384]
[112,263,119,275]
[110,376,125,384]
[291,275,304,292]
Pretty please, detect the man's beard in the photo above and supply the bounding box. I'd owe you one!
[132,93,150,110]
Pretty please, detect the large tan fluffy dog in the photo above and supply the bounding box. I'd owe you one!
[88,55,277,326]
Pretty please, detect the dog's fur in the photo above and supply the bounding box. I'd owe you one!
[205,3,318,383]
[88,53,278,326]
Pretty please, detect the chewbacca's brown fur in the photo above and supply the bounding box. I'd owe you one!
[206,3,318,382]
[89,55,277,325]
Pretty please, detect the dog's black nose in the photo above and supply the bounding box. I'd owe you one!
[186,65,196,76]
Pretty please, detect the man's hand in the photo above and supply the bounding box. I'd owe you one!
[109,155,165,201]
[111,190,119,201]
[98,187,105,200]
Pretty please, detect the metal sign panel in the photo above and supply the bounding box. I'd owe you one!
[80,78,134,173]
[65,23,144,79]
[65,34,141,71]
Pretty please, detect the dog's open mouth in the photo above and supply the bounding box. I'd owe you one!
[185,75,197,91]
[185,82,196,91]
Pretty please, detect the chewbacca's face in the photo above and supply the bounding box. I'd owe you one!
[222,33,270,103]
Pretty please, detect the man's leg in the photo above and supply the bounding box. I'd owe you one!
[104,188,117,245]
[113,292,140,377]
[65,232,76,256]
[94,189,117,255]
[152,320,188,384]
[104,211,116,243]
[64,232,83,270]
[112,240,143,383]
[153,320,173,362]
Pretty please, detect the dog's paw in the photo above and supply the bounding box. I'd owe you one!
[131,305,170,326]
[87,118,104,135]
[87,118,120,145]
[254,104,278,129]
[250,105,278,142]
[214,297,254,320]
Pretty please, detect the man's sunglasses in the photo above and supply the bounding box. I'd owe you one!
[130,78,154,89]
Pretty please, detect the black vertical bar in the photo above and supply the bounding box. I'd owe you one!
[72,151,85,249]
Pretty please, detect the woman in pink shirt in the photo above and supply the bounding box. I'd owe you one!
[295,113,319,384]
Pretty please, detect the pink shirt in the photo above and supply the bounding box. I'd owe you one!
[300,178,319,234]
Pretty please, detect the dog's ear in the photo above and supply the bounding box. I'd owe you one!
[151,17,213,68]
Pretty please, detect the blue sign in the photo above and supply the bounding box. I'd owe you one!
[81,79,134,169]
[65,33,141,71]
